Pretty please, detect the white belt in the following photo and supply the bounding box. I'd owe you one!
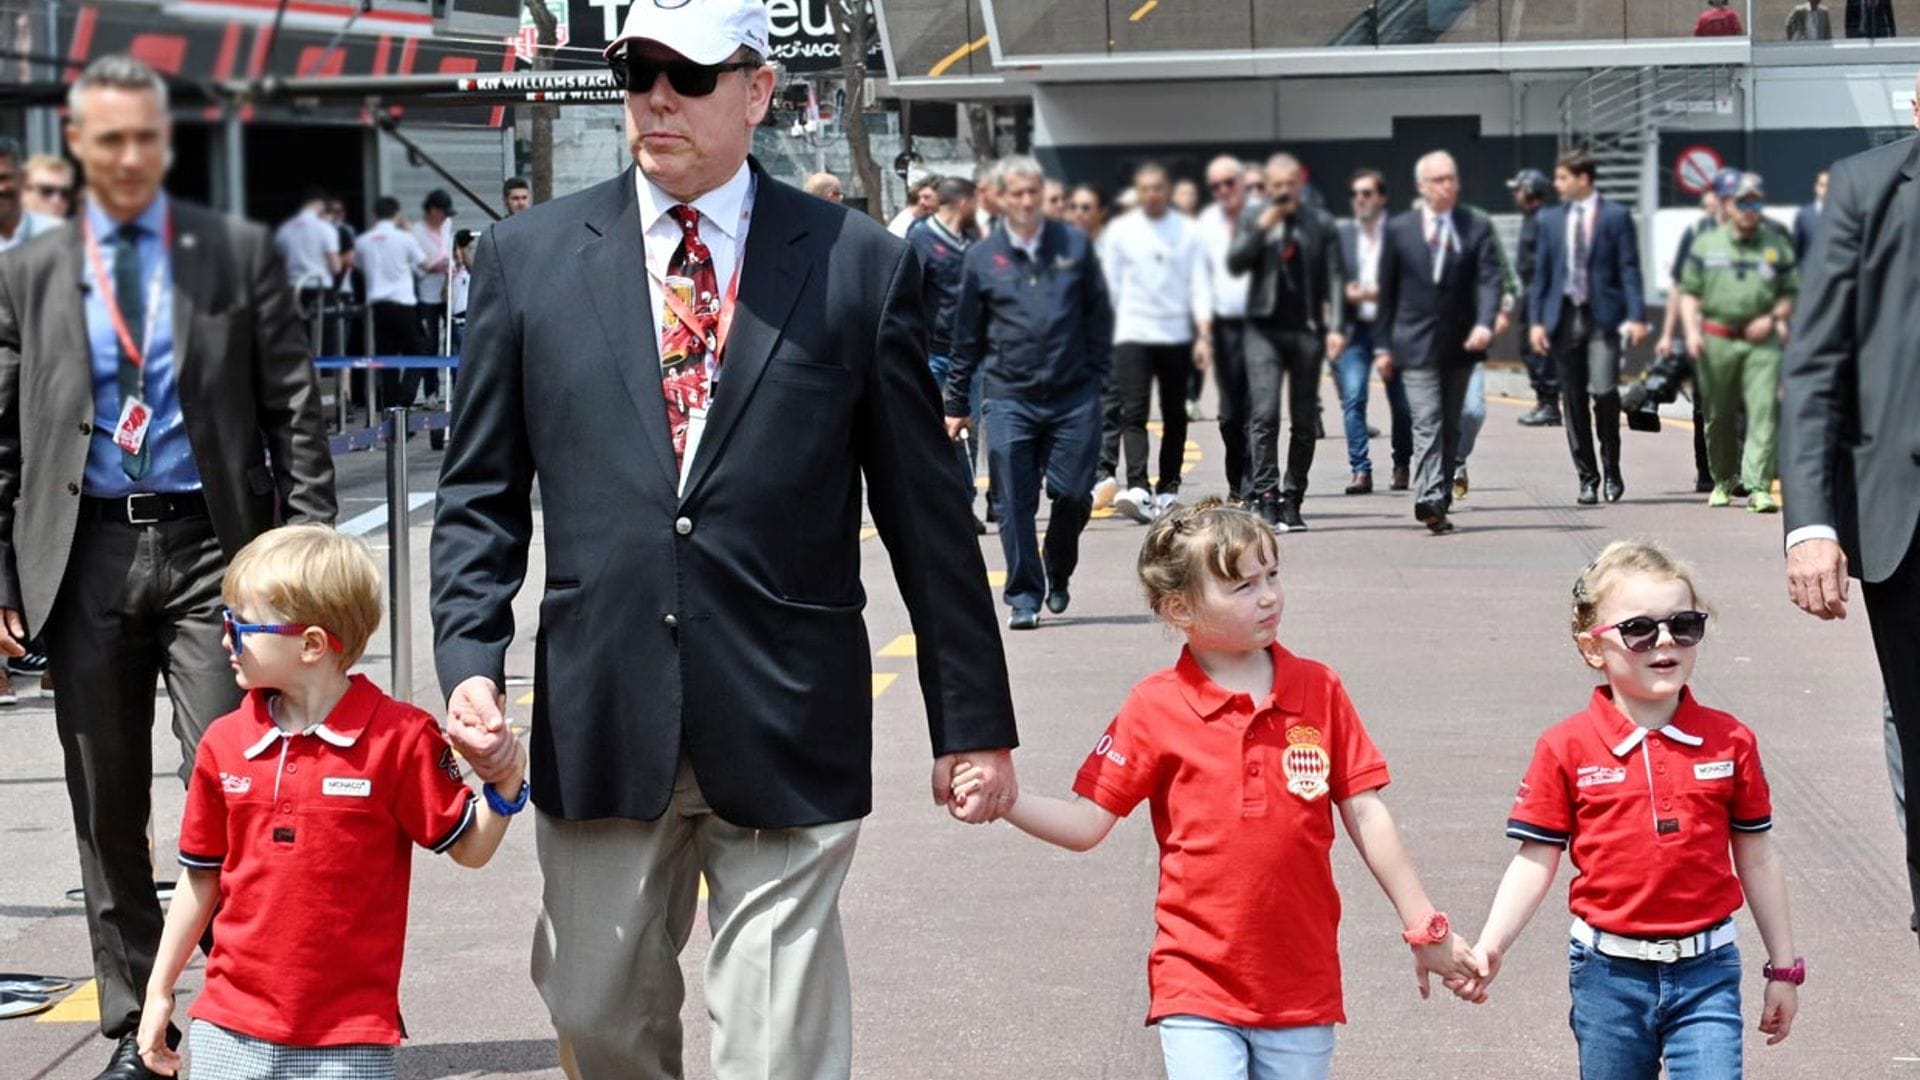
[1570,916,1736,964]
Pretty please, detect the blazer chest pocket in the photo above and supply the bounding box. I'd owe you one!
[765,359,851,395]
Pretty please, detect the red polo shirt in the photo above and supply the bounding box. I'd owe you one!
[1506,686,1772,939]
[177,676,475,1046]
[1073,643,1390,1028]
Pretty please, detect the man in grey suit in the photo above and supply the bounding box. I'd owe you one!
[0,55,334,1079]
[1373,151,1503,535]
[431,1,1018,1074]
[1781,74,1920,946]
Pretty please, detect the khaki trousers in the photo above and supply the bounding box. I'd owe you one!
[532,759,861,1079]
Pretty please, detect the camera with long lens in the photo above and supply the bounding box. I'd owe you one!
[1622,350,1690,433]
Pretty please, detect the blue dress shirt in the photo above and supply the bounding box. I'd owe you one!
[82,193,199,497]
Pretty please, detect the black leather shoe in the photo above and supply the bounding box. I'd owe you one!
[1253,494,1281,529]
[1413,500,1438,524]
[1604,476,1625,503]
[97,1034,161,1080]
[1577,481,1599,506]
[1427,514,1456,535]
[1344,471,1373,495]
[1694,474,1715,494]
[1389,465,1409,491]
[1008,608,1039,631]
[1045,584,1071,615]
[1517,404,1562,427]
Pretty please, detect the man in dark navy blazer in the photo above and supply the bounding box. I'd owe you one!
[429,1,1018,1073]
[1528,149,1648,505]
[1373,151,1504,534]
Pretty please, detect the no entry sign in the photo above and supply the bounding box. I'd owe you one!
[1674,145,1724,196]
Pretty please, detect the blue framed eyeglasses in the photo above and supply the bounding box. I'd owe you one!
[222,608,344,658]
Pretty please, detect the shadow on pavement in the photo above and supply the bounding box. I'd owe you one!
[397,1038,560,1078]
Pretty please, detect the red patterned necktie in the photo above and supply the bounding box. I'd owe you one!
[660,205,721,468]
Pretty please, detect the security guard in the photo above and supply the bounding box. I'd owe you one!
[1679,172,1797,513]
[946,156,1113,630]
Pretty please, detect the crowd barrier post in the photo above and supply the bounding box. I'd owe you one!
[385,406,413,702]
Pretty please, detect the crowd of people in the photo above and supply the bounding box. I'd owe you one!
[0,0,1914,1074]
[887,138,1820,629]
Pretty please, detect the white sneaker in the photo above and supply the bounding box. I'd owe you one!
[1154,491,1181,517]
[1091,475,1119,511]
[1114,487,1157,524]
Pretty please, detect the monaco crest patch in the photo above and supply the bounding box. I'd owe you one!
[1283,725,1331,801]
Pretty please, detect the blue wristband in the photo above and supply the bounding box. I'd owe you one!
[483,778,530,816]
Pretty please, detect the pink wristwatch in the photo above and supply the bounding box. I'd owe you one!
[1401,911,1450,946]
[1762,957,1806,985]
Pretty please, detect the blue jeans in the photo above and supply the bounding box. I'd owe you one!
[1333,324,1410,474]
[1159,1015,1335,1080]
[929,354,982,504]
[983,392,1100,612]
[1568,938,1744,1080]
[1455,362,1487,469]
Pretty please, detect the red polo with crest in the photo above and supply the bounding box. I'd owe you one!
[175,675,475,1046]
[1073,643,1390,1028]
[1504,686,1773,938]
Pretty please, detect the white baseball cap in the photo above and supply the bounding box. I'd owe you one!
[603,0,772,66]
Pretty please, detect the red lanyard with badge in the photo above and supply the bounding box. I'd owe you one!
[83,213,170,458]
[647,178,751,489]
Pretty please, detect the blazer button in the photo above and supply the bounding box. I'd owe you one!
[663,613,679,629]
[66,482,78,495]
[78,422,91,435]
[674,517,693,536]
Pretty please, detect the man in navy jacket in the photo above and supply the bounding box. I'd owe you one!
[1529,149,1648,505]
[947,156,1113,629]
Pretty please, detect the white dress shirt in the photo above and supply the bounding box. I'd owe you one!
[1421,205,1460,285]
[1352,215,1385,323]
[1194,202,1249,320]
[353,220,428,305]
[274,207,340,290]
[635,161,753,365]
[1102,208,1212,345]
[1565,192,1600,296]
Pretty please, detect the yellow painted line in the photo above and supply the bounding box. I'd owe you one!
[1091,507,1116,519]
[877,634,916,658]
[1129,0,1158,21]
[37,979,98,1024]
[859,527,878,541]
[927,34,988,78]
[872,673,898,698]
[987,570,1006,588]
[1185,440,1200,449]
[515,691,535,706]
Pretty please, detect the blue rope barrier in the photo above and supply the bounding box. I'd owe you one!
[314,356,462,370]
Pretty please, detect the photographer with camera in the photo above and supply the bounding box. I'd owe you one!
[1676,172,1797,513]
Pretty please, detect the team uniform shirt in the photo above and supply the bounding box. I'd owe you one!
[274,208,340,291]
[354,221,427,306]
[411,219,451,305]
[1505,686,1773,939]
[177,676,476,1047]
[1101,209,1212,345]
[1194,202,1250,320]
[1073,643,1390,1028]
[1678,223,1798,326]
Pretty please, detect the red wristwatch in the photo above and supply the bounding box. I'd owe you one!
[1762,957,1806,985]
[1402,911,1450,946]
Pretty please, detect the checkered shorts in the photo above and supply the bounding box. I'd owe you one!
[187,1019,396,1080]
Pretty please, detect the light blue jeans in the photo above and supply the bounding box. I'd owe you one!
[1568,938,1743,1080]
[1454,361,1487,471]
[1159,1015,1335,1080]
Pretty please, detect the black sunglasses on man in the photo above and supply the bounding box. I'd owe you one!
[608,49,759,97]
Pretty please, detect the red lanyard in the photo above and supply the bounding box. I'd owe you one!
[648,263,742,366]
[82,212,171,374]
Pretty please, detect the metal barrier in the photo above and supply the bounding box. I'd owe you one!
[314,356,458,454]
[385,406,413,701]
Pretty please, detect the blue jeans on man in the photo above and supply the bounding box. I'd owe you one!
[982,392,1100,615]
[1333,323,1410,477]
[1454,362,1487,473]
[1567,938,1744,1080]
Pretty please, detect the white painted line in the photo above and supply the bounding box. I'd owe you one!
[340,492,436,537]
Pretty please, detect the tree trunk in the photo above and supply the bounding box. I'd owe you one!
[825,0,884,223]
[524,0,560,204]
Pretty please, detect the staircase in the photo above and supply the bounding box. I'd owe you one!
[1559,66,1740,219]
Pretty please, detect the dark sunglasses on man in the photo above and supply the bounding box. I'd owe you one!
[1351,187,1379,200]
[1586,610,1710,652]
[607,49,759,97]
[30,184,70,201]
